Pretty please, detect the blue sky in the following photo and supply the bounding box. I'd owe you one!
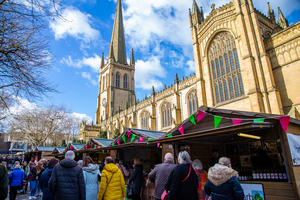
[39,0,300,121]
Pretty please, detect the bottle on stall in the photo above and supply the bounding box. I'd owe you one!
[259,168,263,181]
[274,168,279,180]
[266,168,271,180]
[282,167,288,181]
[270,168,275,180]
[263,168,267,180]
[252,168,257,180]
[238,169,242,181]
[278,167,283,181]
[255,168,260,181]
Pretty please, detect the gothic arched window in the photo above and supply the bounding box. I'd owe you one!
[209,32,244,104]
[162,102,172,128]
[103,76,106,91]
[123,75,128,89]
[141,111,150,130]
[188,91,198,115]
[116,73,120,88]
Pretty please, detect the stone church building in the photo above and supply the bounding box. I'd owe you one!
[79,0,300,141]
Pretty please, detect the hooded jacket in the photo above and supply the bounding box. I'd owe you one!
[49,159,86,200]
[128,162,143,196]
[204,164,244,200]
[0,165,8,200]
[97,163,125,200]
[83,164,100,200]
[40,168,55,200]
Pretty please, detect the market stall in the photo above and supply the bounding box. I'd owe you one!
[50,147,66,160]
[78,138,113,163]
[147,106,300,200]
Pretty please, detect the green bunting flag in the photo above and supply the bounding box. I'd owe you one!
[94,145,97,149]
[112,143,115,146]
[88,141,90,145]
[130,134,136,143]
[122,135,126,143]
[167,133,173,137]
[254,118,265,123]
[189,114,196,126]
[102,150,104,153]
[214,116,222,129]
[147,138,153,145]
[77,153,79,157]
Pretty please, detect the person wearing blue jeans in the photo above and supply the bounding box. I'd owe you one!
[30,180,37,198]
[29,163,37,199]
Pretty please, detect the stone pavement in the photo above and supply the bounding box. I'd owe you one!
[6,192,42,200]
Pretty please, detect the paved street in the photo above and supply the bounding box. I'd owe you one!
[6,191,42,200]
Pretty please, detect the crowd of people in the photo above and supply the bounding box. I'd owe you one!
[0,149,245,200]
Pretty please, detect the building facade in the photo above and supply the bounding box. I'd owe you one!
[79,0,300,141]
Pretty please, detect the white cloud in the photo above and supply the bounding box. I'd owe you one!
[186,60,196,76]
[81,72,98,85]
[49,6,100,47]
[71,112,93,124]
[135,56,167,90]
[60,54,101,72]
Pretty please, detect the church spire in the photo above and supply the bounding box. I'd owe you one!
[108,0,127,64]
[100,52,105,68]
[190,0,204,26]
[267,2,275,24]
[277,7,289,29]
[108,42,115,61]
[130,48,135,65]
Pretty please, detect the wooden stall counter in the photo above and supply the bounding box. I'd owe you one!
[240,181,296,200]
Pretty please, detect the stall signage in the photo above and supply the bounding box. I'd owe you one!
[240,183,265,200]
[287,133,300,165]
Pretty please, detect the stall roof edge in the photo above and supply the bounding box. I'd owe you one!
[164,106,300,136]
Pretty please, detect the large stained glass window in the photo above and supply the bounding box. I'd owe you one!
[209,32,244,104]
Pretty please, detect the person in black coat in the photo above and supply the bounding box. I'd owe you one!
[204,157,244,200]
[165,151,199,200]
[49,151,86,200]
[40,158,59,200]
[0,165,8,200]
[128,157,143,200]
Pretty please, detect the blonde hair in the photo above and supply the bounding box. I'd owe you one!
[15,161,20,165]
[15,164,21,169]
[218,157,231,166]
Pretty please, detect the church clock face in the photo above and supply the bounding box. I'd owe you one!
[102,98,106,107]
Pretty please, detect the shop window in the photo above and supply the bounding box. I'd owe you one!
[209,32,245,104]
[162,102,172,128]
[123,75,128,89]
[188,91,198,115]
[141,111,149,130]
[116,73,120,88]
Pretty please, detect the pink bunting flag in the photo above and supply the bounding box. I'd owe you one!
[232,119,242,126]
[197,110,206,123]
[97,146,100,149]
[278,116,290,133]
[157,143,160,148]
[107,150,109,153]
[127,130,131,138]
[139,137,144,143]
[90,143,93,148]
[117,140,120,145]
[70,145,73,150]
[178,125,184,135]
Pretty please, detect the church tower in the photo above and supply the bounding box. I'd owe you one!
[95,0,135,124]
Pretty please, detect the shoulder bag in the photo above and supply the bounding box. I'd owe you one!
[127,183,133,198]
[161,166,191,200]
[102,173,114,200]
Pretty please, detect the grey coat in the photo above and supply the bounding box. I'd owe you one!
[148,160,176,199]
